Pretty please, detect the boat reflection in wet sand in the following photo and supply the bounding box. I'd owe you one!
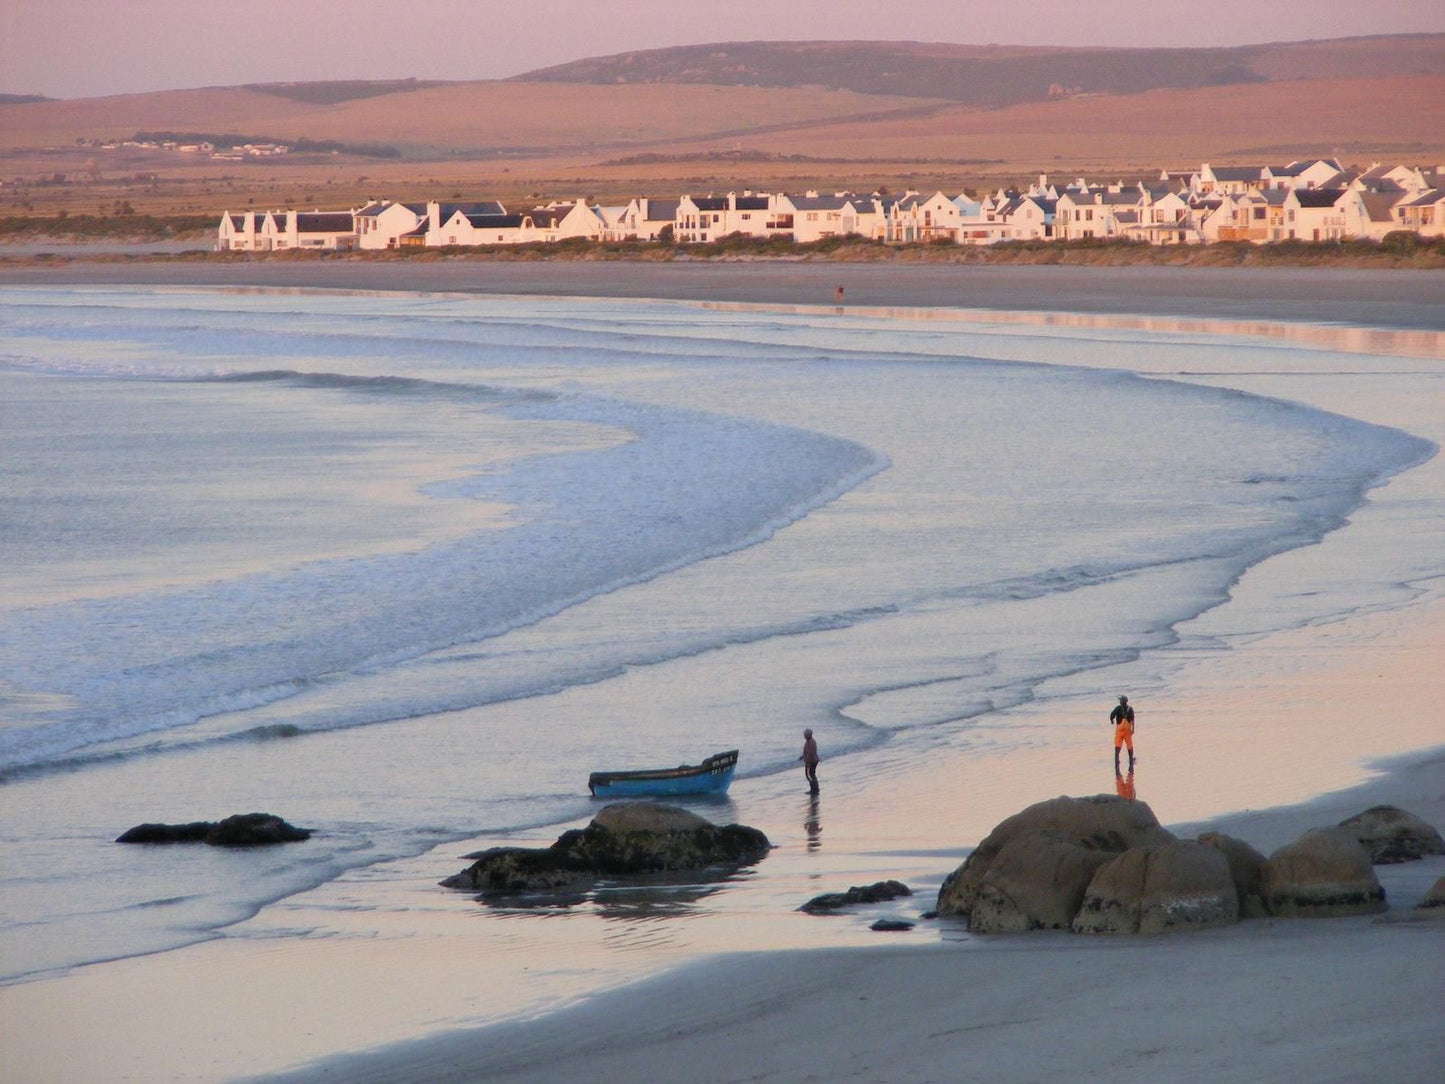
[587,750,738,799]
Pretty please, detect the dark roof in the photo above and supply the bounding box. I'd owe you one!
[526,209,565,228]
[734,196,769,210]
[1210,166,1263,181]
[1360,193,1400,222]
[436,201,504,219]
[786,194,854,211]
[690,196,728,211]
[1292,189,1342,208]
[227,214,245,229]
[643,198,680,221]
[295,212,355,233]
[465,213,525,229]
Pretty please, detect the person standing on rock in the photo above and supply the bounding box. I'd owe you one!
[1110,695,1136,772]
[800,728,820,794]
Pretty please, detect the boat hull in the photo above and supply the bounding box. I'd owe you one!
[588,750,737,799]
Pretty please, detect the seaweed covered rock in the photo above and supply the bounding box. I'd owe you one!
[799,880,912,914]
[442,801,770,896]
[1337,805,1445,864]
[1073,840,1239,935]
[1260,827,1386,917]
[116,813,311,846]
[935,794,1175,925]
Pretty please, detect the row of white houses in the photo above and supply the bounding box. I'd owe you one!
[217,159,1445,252]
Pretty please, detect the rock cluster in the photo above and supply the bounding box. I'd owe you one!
[935,796,1440,935]
[116,812,311,846]
[442,801,770,898]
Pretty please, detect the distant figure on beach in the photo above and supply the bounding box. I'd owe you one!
[834,285,845,303]
[800,728,820,794]
[1110,695,1136,772]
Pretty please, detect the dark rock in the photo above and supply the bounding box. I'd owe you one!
[799,880,912,914]
[936,794,1175,924]
[1337,805,1445,864]
[205,813,311,846]
[443,801,770,897]
[870,918,916,932]
[116,821,214,844]
[116,813,310,846]
[1260,827,1386,917]
[1073,840,1239,934]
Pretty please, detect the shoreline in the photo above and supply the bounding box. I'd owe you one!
[2,266,1442,1083]
[2,260,1444,330]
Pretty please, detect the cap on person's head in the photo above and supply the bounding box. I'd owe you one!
[1119,695,1128,703]
[804,728,813,737]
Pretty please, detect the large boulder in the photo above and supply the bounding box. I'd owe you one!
[1260,827,1386,917]
[1337,805,1445,864]
[116,813,311,846]
[1413,876,1445,920]
[1073,840,1239,934]
[936,794,1175,921]
[442,801,770,896]
[968,829,1118,933]
[1197,831,1269,918]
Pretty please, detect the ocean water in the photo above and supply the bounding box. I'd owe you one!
[0,285,1437,990]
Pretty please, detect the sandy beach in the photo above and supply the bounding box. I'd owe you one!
[1,261,1442,1083]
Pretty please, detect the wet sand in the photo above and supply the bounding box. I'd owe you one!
[2,258,1443,330]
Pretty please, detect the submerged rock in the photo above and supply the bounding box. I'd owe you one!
[1413,876,1445,920]
[1260,827,1386,917]
[442,801,770,897]
[870,918,916,932]
[1073,840,1239,935]
[1337,805,1445,864]
[936,794,1175,927]
[799,880,912,914]
[116,813,311,846]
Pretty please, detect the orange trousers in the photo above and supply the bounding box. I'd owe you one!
[1113,722,1134,752]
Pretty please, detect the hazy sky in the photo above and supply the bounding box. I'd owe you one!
[4,0,1444,99]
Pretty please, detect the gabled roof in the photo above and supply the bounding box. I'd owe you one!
[1401,188,1445,207]
[1360,193,1402,222]
[465,213,525,229]
[1209,166,1264,182]
[643,198,680,221]
[734,196,769,210]
[295,212,355,233]
[436,201,504,219]
[788,194,854,211]
[689,196,728,211]
[1292,189,1343,208]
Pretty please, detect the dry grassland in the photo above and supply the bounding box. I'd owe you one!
[2,74,1442,219]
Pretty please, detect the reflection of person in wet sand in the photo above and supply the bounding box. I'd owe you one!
[1115,766,1136,801]
[800,728,820,794]
[834,285,845,303]
[804,794,822,852]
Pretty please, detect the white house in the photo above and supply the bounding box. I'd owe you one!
[886,192,960,243]
[355,201,431,250]
[1262,159,1344,190]
[777,193,870,243]
[616,197,681,241]
[1395,189,1445,237]
[1196,164,1266,196]
[1284,189,1352,241]
[1054,189,1142,240]
[216,211,260,251]
[1118,190,1200,245]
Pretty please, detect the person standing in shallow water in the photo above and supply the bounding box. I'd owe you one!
[1110,695,1136,772]
[799,728,820,794]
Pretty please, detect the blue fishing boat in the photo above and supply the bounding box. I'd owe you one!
[588,749,738,799]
